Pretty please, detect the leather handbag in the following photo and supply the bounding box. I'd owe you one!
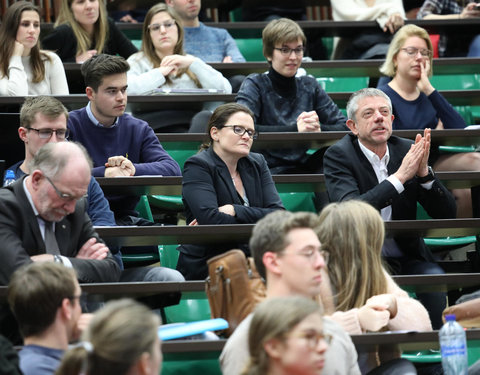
[205,249,266,337]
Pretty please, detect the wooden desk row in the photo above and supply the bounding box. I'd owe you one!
[96,171,480,196]
[0,88,479,113]
[95,219,480,248]
[61,58,480,83]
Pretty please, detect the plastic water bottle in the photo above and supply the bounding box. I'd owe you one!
[3,170,15,187]
[439,314,468,375]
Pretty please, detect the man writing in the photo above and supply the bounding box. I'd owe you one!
[323,88,456,328]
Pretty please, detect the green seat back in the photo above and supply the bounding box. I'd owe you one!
[131,39,142,50]
[316,77,369,92]
[163,292,212,323]
[279,192,317,213]
[430,74,480,90]
[162,353,221,375]
[159,244,180,269]
[234,38,264,61]
[148,195,184,211]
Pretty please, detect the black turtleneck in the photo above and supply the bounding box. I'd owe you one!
[267,66,297,98]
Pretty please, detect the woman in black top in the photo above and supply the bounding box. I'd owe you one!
[42,0,137,63]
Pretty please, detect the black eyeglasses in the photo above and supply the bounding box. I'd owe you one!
[274,46,306,56]
[148,21,176,32]
[401,47,431,57]
[44,175,88,201]
[28,127,69,140]
[223,125,257,140]
[288,331,333,349]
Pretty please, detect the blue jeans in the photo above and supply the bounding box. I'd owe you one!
[468,35,480,57]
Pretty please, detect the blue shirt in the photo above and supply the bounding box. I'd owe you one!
[184,22,245,62]
[19,345,63,375]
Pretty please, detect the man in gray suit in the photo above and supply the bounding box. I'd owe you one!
[0,141,121,285]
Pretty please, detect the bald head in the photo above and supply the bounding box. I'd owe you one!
[29,142,92,222]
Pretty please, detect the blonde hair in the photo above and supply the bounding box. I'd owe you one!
[0,1,51,83]
[380,24,433,77]
[139,3,199,86]
[317,200,388,311]
[55,0,108,58]
[56,299,160,375]
[242,296,323,375]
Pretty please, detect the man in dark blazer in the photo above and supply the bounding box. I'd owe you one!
[323,88,456,329]
[0,141,121,286]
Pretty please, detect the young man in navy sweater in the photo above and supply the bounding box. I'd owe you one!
[68,54,182,226]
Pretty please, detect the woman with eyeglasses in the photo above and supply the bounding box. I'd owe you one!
[317,200,431,373]
[42,0,137,63]
[236,18,347,177]
[241,296,329,375]
[379,24,480,218]
[177,103,284,280]
[126,3,231,95]
[0,1,69,96]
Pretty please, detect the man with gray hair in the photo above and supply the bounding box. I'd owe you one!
[323,87,456,329]
[0,141,121,285]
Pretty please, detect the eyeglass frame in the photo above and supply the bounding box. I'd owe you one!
[287,331,333,349]
[148,21,176,32]
[280,249,329,263]
[273,46,306,56]
[44,175,88,201]
[27,127,70,140]
[223,125,258,140]
[400,47,432,57]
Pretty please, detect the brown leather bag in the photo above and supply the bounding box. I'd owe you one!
[205,249,267,337]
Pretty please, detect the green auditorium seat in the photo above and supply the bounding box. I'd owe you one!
[121,196,161,265]
[316,76,369,93]
[234,38,264,61]
[279,192,317,213]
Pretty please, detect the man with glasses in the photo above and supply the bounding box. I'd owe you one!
[0,141,120,287]
[220,210,361,375]
[7,262,89,375]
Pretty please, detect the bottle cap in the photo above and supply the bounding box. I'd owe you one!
[445,314,456,321]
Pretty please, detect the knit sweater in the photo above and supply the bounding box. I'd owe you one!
[236,67,348,169]
[379,84,466,129]
[126,53,231,94]
[68,107,181,217]
[0,52,68,96]
[183,22,245,62]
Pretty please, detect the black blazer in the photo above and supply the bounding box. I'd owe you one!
[179,148,284,259]
[41,18,138,62]
[324,134,457,262]
[0,176,121,285]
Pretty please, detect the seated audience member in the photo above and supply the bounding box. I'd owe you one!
[331,0,405,59]
[417,0,480,57]
[318,200,431,372]
[165,0,245,63]
[236,18,348,175]
[221,210,361,375]
[323,88,456,329]
[9,96,185,286]
[8,262,90,375]
[0,1,69,96]
[0,142,120,342]
[56,299,161,375]
[241,296,329,375]
[178,103,284,280]
[126,3,231,131]
[0,335,21,375]
[42,0,137,63]
[68,54,181,225]
[240,0,306,21]
[379,24,480,218]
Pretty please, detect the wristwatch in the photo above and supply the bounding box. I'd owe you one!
[417,166,435,184]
